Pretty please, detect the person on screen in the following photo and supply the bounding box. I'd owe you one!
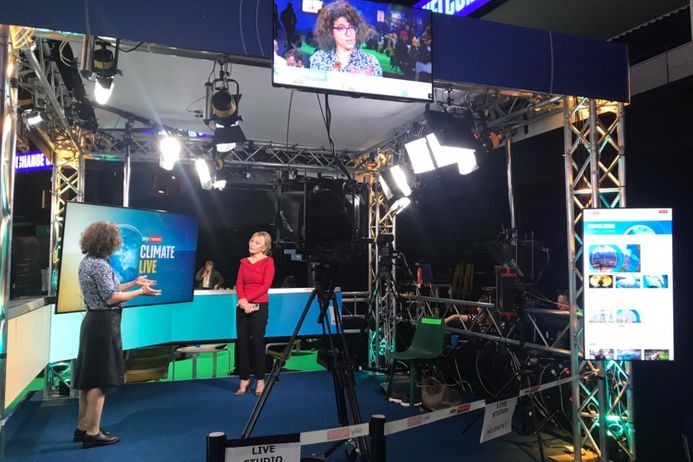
[274,39,287,66]
[195,260,224,290]
[284,49,305,67]
[309,1,383,77]
[73,221,160,448]
[287,33,303,51]
[273,3,281,39]
[234,231,275,397]
[280,3,297,47]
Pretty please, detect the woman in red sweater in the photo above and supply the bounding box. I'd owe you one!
[235,231,275,396]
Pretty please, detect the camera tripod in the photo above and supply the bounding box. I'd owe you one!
[241,272,370,461]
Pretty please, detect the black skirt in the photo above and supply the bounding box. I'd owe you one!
[73,309,125,390]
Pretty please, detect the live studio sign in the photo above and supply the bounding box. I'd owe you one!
[480,397,517,443]
[225,434,300,462]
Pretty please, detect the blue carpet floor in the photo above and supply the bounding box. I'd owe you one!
[4,371,561,461]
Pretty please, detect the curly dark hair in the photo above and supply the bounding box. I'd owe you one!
[314,1,369,50]
[80,221,122,258]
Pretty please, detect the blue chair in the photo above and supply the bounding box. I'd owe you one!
[385,317,445,405]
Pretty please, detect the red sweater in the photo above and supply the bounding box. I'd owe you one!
[235,257,275,303]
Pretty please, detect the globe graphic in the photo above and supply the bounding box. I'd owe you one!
[625,224,655,235]
[110,224,142,283]
[589,245,619,272]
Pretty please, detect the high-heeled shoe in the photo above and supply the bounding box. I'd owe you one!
[235,380,250,396]
[254,380,265,397]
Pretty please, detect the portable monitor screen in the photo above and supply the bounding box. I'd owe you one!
[56,202,199,313]
[272,0,433,101]
[583,208,674,361]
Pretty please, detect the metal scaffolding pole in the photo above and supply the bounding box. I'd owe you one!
[0,24,19,462]
[564,97,632,461]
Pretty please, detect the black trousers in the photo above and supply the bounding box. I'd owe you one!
[236,302,268,380]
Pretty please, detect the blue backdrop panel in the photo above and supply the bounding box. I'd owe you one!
[550,33,631,101]
[433,15,552,92]
[49,289,341,362]
[0,0,628,101]
[1,0,272,58]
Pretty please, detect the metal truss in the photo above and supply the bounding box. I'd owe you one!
[1,25,20,453]
[432,83,564,143]
[366,175,397,369]
[10,33,87,296]
[86,129,364,173]
[564,96,630,462]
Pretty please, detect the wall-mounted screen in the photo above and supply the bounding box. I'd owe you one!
[273,0,433,101]
[56,202,199,313]
[583,208,674,361]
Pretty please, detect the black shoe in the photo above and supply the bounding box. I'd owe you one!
[82,431,120,448]
[74,428,112,442]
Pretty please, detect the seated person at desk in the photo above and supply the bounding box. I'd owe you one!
[195,260,224,290]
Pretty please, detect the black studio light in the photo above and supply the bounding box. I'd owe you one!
[213,124,246,153]
[204,66,245,153]
[405,110,481,176]
[80,36,121,105]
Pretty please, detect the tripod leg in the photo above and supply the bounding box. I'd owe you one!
[528,391,546,462]
[241,289,318,439]
[323,290,370,461]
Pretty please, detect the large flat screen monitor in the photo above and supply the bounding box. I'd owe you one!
[56,202,199,313]
[273,0,433,101]
[583,208,674,361]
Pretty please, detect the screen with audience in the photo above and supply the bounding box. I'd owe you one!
[273,0,433,101]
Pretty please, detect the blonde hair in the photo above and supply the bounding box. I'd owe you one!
[252,231,272,256]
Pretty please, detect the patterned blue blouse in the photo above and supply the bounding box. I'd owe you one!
[310,48,383,77]
[79,256,122,310]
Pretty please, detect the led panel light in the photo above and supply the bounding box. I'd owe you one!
[405,138,435,174]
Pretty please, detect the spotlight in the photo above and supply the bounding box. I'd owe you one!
[94,79,114,105]
[158,135,181,171]
[390,165,412,197]
[405,137,435,174]
[379,165,413,198]
[457,150,479,175]
[23,110,43,127]
[378,164,414,215]
[426,133,478,174]
[80,36,121,105]
[213,123,246,153]
[404,111,482,176]
[212,179,227,190]
[204,64,246,152]
[391,197,411,215]
[195,157,213,190]
[378,173,394,200]
[425,133,457,168]
[205,66,244,126]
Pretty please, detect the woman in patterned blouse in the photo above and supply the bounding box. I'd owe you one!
[73,221,161,448]
[310,1,383,77]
